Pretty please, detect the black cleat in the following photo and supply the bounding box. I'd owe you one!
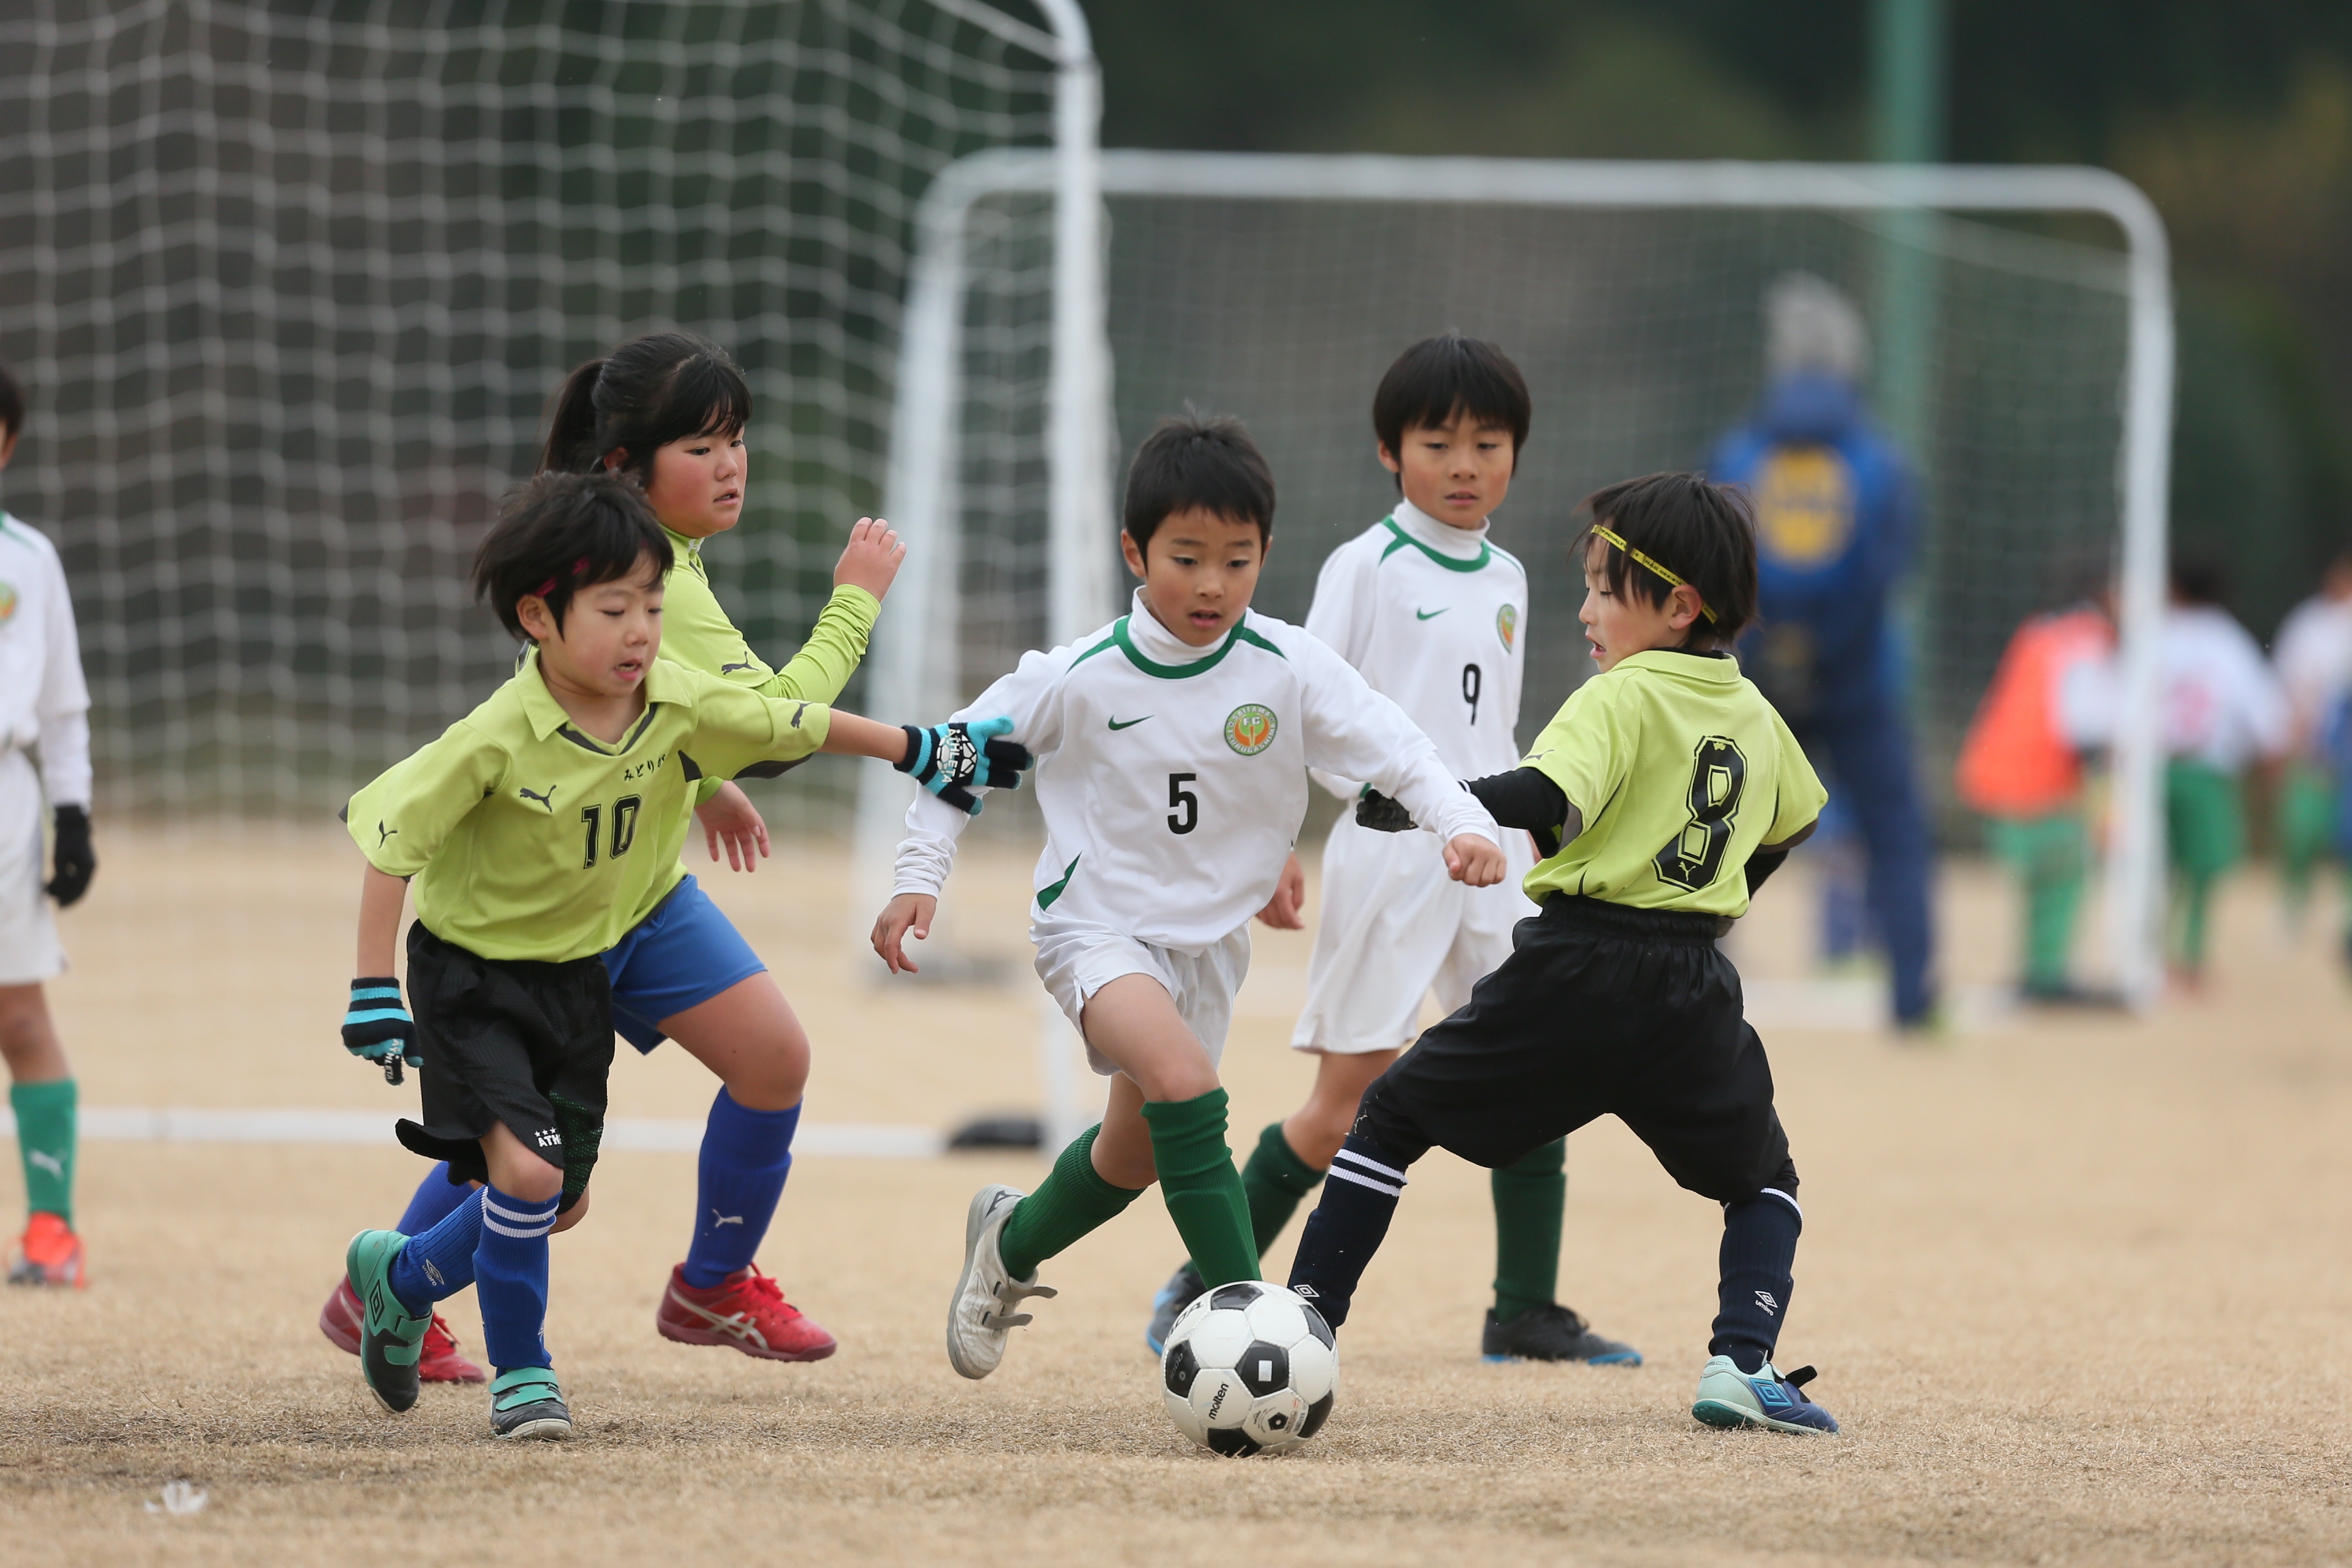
[1144,1261,1207,1355]
[1482,1303,1642,1365]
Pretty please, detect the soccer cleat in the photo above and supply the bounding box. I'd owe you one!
[319,1278,487,1383]
[944,1183,1056,1380]
[344,1230,431,1414]
[488,1367,572,1440]
[7,1212,86,1288]
[1144,1260,1207,1356]
[657,1262,838,1362]
[1691,1355,1839,1435]
[1481,1303,1642,1365]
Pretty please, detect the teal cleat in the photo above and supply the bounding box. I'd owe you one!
[344,1229,429,1414]
[1691,1355,1839,1434]
[489,1367,572,1440]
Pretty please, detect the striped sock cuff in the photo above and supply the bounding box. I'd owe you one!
[1328,1144,1408,1198]
[482,1190,560,1239]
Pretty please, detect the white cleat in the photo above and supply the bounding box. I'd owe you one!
[945,1183,1057,1380]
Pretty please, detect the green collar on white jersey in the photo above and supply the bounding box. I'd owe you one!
[1379,514,1491,573]
[1075,615,1287,680]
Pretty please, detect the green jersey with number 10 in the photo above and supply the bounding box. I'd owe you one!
[1518,649,1825,918]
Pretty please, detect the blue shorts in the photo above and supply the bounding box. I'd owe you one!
[602,875,768,1054]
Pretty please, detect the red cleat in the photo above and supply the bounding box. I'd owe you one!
[7,1212,86,1288]
[318,1277,487,1384]
[657,1262,837,1362]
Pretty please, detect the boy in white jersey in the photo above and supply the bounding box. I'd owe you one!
[1141,336,1635,1368]
[0,361,97,1289]
[872,414,1505,1382]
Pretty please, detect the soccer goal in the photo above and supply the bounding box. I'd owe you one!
[0,0,1099,833]
[857,151,2174,1051]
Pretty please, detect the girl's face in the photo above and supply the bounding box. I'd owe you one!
[631,425,747,539]
[1578,534,1705,673]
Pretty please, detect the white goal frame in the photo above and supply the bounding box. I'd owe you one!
[861,152,2172,1132]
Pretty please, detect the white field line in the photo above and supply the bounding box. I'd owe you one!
[0,1108,945,1160]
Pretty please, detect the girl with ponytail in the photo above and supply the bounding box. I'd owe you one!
[321,331,903,1373]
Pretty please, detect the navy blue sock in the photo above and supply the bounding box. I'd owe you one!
[389,1187,484,1316]
[1711,1190,1803,1374]
[1284,1136,1413,1330]
[682,1090,798,1290]
[475,1184,559,1371]
[395,1162,472,1236]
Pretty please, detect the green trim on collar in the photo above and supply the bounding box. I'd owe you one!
[1107,615,1284,679]
[1377,515,1490,574]
[1072,626,1124,668]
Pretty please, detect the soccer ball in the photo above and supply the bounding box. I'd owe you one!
[1159,1281,1338,1456]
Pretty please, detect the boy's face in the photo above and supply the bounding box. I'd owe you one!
[621,425,747,540]
[1379,409,1514,532]
[1120,508,1268,647]
[1579,534,1704,673]
[517,555,666,697]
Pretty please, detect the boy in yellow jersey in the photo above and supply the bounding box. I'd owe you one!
[1288,472,1840,1436]
[336,471,1025,1439]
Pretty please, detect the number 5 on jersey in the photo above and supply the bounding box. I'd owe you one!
[1167,772,1198,835]
[1653,738,1745,891]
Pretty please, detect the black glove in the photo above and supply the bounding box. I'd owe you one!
[46,805,94,906]
[897,716,1032,815]
[1354,788,1418,833]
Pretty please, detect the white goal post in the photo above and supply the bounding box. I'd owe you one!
[857,150,2173,1080]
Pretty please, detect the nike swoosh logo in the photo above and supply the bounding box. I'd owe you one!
[1416,607,1448,620]
[1107,715,1153,730]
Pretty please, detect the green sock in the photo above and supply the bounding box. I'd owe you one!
[1490,1137,1565,1322]
[1141,1088,1257,1288]
[1241,1120,1325,1259]
[997,1124,1142,1281]
[10,1079,76,1224]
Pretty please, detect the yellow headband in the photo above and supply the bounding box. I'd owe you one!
[1590,524,1718,623]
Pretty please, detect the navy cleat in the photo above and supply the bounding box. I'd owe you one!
[1482,1303,1642,1365]
[1144,1261,1207,1356]
[1691,1356,1839,1434]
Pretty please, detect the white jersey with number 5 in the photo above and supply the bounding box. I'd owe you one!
[893,588,1500,951]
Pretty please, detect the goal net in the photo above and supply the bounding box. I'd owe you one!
[876,152,2169,996]
[0,0,1062,826]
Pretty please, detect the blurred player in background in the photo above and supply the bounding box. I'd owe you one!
[1139,336,1636,1368]
[2271,549,2352,934]
[0,360,97,1290]
[1710,274,1936,1031]
[1954,574,2115,1003]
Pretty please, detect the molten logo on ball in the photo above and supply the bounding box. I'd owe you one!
[1158,1281,1337,1456]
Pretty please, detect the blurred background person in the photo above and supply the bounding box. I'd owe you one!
[1711,273,1937,1031]
[2271,547,2352,934]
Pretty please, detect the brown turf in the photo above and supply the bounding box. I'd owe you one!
[1,830,2347,1565]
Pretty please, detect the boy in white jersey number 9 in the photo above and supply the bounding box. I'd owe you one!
[1140,336,1635,1368]
[1290,472,1842,1437]
[872,415,1506,1384]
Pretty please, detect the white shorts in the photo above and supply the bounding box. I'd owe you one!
[1290,811,1537,1056]
[1032,911,1252,1076]
[0,751,65,987]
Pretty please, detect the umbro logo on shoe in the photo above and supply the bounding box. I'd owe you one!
[1756,1378,1793,1409]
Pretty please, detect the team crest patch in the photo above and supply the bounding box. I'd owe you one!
[1496,603,1517,651]
[0,581,16,623]
[1223,703,1277,755]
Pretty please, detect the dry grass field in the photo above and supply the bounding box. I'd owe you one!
[3,828,2350,1566]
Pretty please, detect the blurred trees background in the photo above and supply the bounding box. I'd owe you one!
[1087,0,2352,636]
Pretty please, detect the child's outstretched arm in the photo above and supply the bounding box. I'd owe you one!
[344,864,418,1084]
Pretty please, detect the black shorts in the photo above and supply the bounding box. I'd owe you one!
[393,922,613,1210]
[1354,895,1797,1205]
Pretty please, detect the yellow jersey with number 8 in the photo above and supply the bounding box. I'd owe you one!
[1518,649,1825,918]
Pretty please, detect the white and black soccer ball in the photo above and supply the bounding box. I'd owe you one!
[1160,1281,1338,1456]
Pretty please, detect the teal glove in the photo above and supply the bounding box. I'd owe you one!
[897,716,1032,815]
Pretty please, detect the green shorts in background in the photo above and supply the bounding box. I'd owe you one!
[2165,760,2243,882]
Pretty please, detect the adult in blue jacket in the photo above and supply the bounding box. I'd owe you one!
[1709,274,1937,1028]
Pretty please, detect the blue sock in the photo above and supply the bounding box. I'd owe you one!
[1285,1136,1413,1331]
[474,1184,559,1371]
[395,1163,472,1235]
[387,1188,484,1316]
[682,1089,799,1289]
[1711,1189,1803,1374]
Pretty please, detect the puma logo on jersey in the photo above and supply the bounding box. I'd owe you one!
[721,660,757,674]
[519,784,559,811]
[374,821,398,847]
[790,703,808,728]
[710,1210,744,1228]
[1107,715,1153,731]
[1415,606,1449,621]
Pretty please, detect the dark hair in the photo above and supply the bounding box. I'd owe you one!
[1578,472,1759,646]
[2170,554,2227,607]
[1371,334,1531,486]
[540,331,753,483]
[1122,412,1277,549]
[472,470,675,640]
[0,359,22,442]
